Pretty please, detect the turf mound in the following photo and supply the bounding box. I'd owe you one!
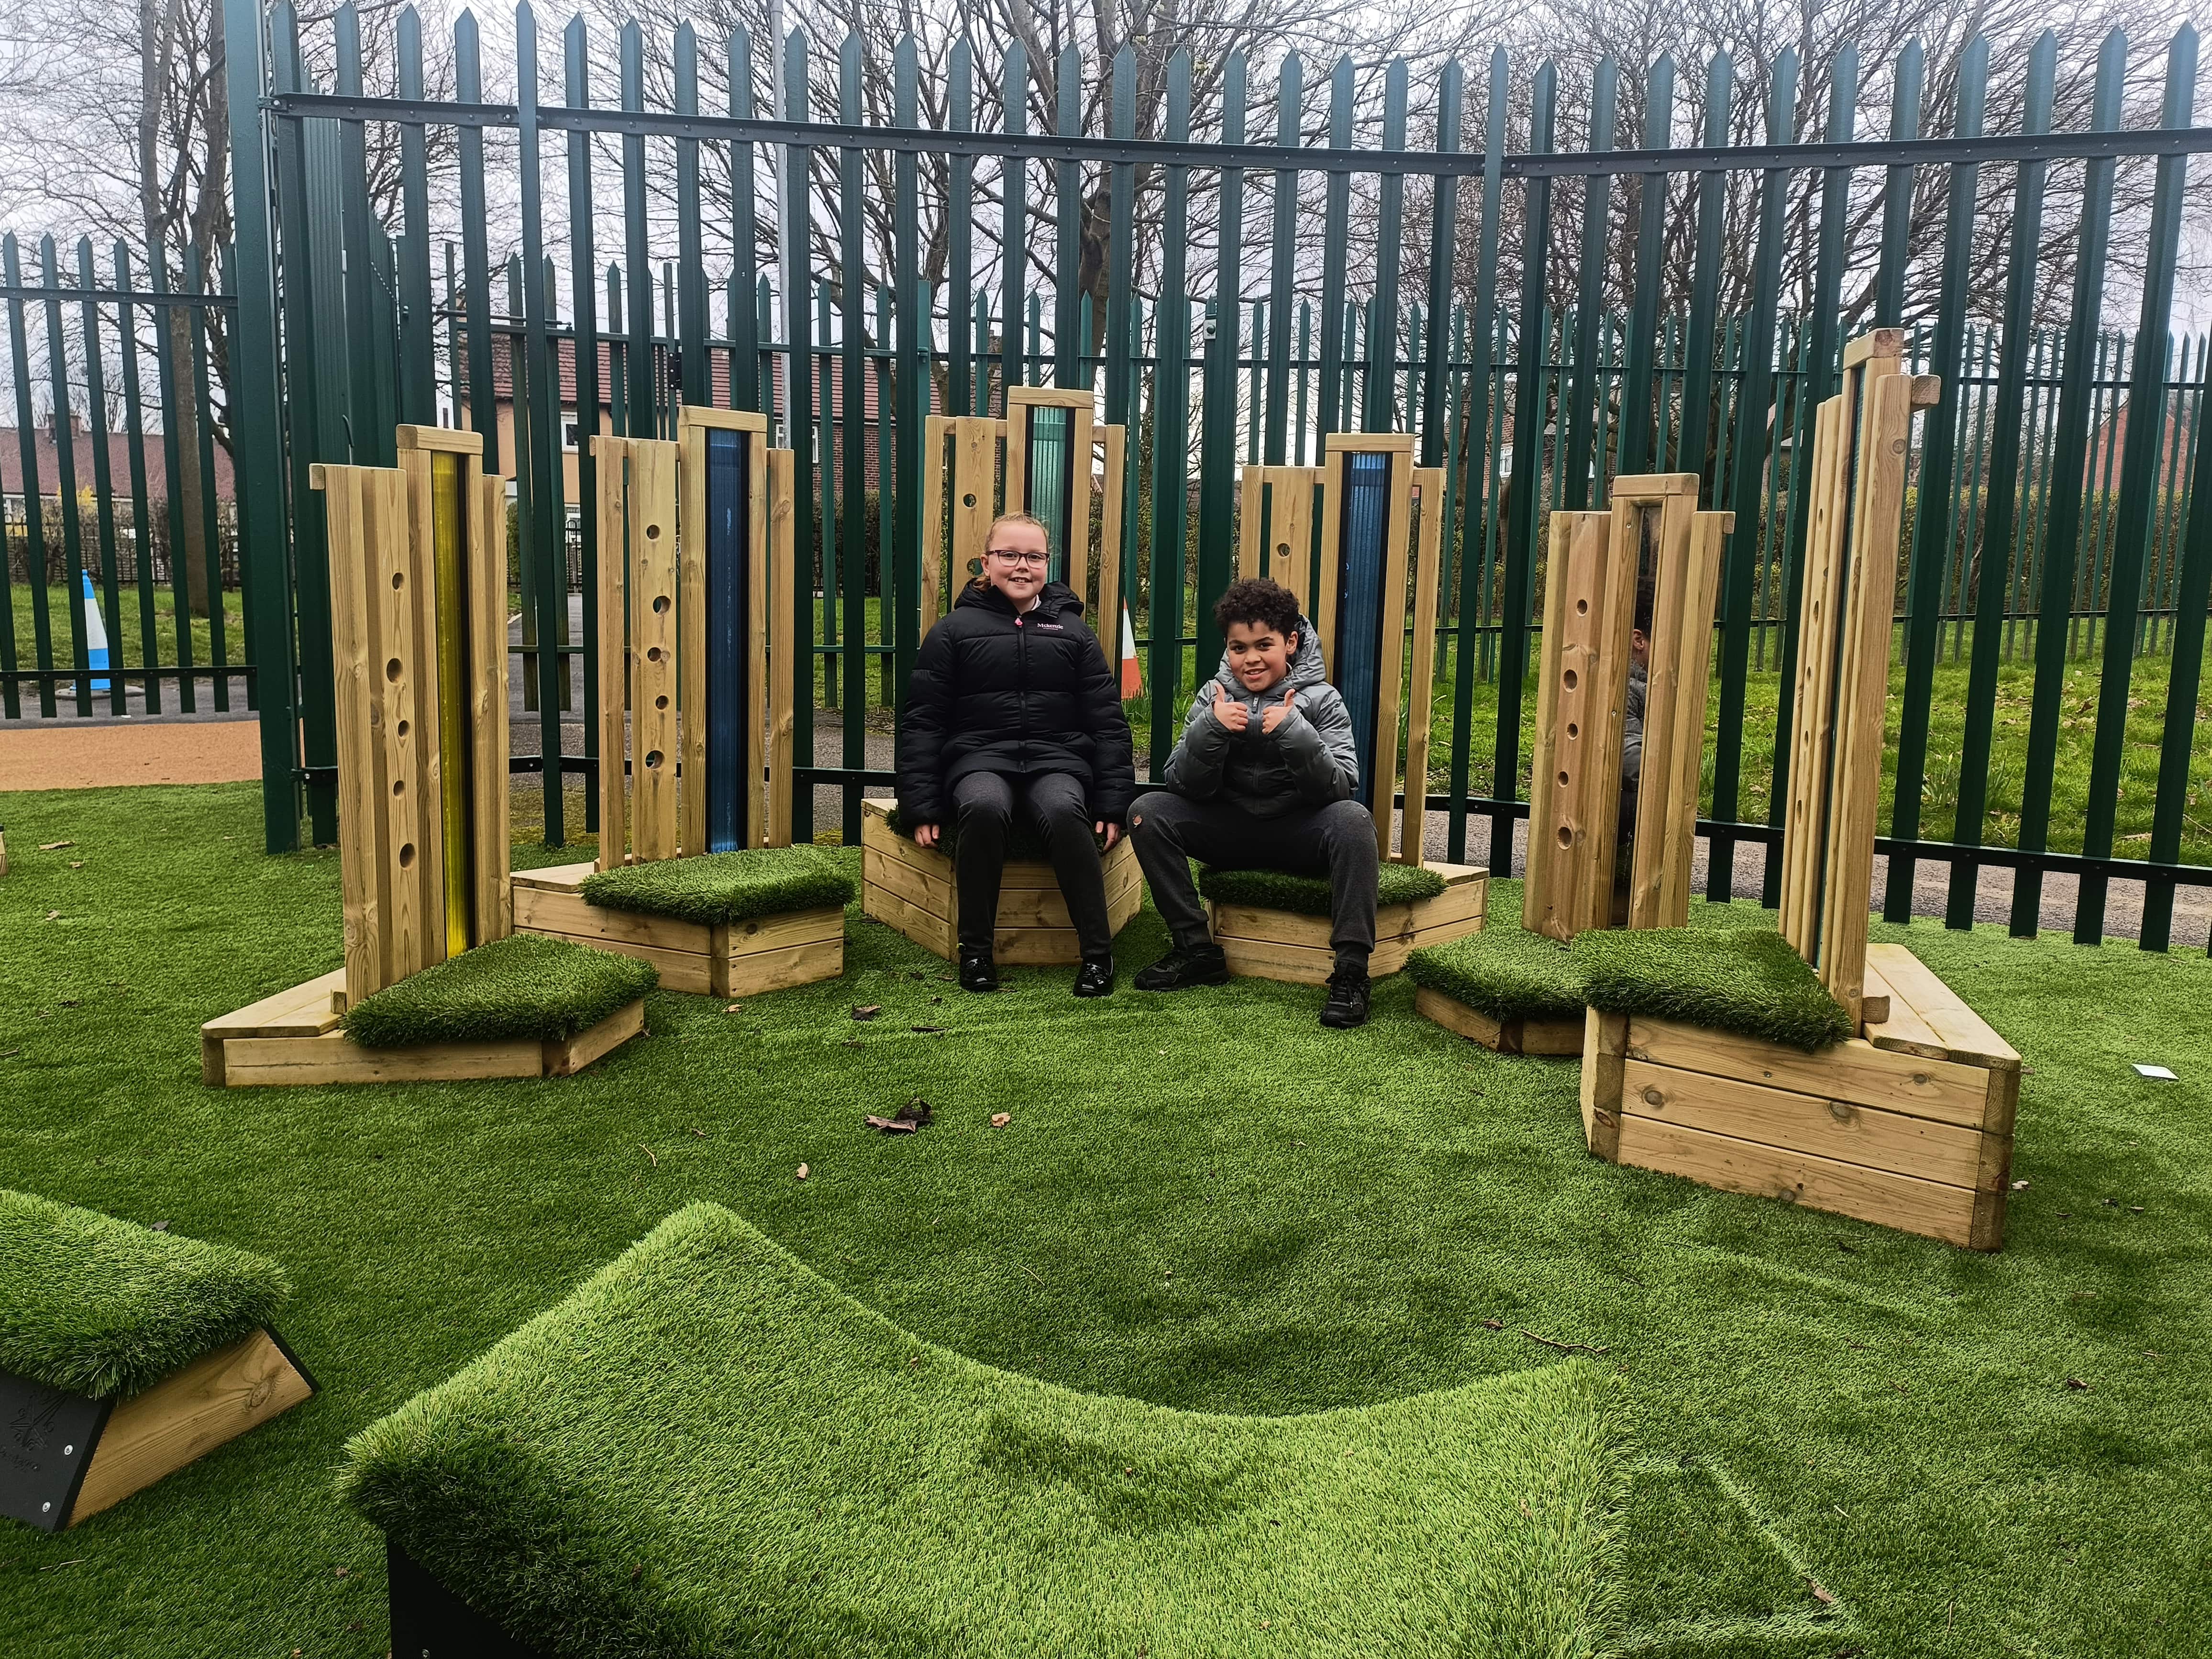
[1406,923,1585,1021]
[1571,928,1852,1052]
[579,848,855,926]
[0,1189,290,1398]
[340,1203,1615,1658]
[1200,860,1446,918]
[342,934,657,1050]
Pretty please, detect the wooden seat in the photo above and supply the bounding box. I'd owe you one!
[1581,332,2020,1250]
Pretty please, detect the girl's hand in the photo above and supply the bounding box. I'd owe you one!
[1260,686,1298,734]
[913,823,940,849]
[1095,820,1120,849]
[1208,682,1251,732]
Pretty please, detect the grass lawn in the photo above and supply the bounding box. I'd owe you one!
[2,781,2207,1656]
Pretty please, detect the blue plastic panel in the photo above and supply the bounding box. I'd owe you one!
[1022,405,1076,582]
[1335,450,1392,798]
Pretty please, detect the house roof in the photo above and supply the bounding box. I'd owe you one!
[0,416,235,502]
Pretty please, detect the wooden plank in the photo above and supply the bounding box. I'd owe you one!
[1614,1113,1983,1249]
[511,859,598,894]
[865,843,955,923]
[593,437,630,870]
[1096,425,1125,668]
[1853,951,1893,1027]
[1862,943,2021,1072]
[394,423,485,455]
[1780,394,1848,958]
[722,937,844,998]
[316,467,383,1001]
[767,448,797,845]
[947,418,1000,597]
[544,998,645,1076]
[471,466,512,941]
[69,1329,313,1525]
[863,881,955,955]
[1217,934,1335,984]
[1402,466,1445,866]
[1416,984,1511,1047]
[724,904,848,954]
[1237,465,1265,580]
[1621,1057,1990,1189]
[513,885,716,952]
[1972,1069,2020,1250]
[1839,327,1904,370]
[1625,1016,1992,1128]
[625,439,681,861]
[201,973,349,1040]
[1525,509,1626,941]
[1622,479,1711,930]
[218,1030,544,1086]
[1821,371,1916,1019]
[398,446,447,973]
[745,429,772,847]
[676,416,709,860]
[1581,1009,1629,1158]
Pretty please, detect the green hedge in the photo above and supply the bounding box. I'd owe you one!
[342,934,657,1049]
[338,1202,1614,1659]
[1571,928,1853,1052]
[1200,861,1446,918]
[0,1190,290,1398]
[580,849,855,926]
[1406,924,1586,1022]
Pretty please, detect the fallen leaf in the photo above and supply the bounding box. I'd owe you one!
[38,840,74,851]
[2011,1178,2029,1191]
[45,910,61,921]
[1481,1317,1504,1331]
[865,1115,918,1134]
[1809,1579,1836,1607]
[334,1565,349,1578]
[150,1220,169,1231]
[795,1163,809,1181]
[2063,1377,2090,1391]
[990,1112,1011,1128]
[67,861,83,869]
[724,1003,744,1013]
[852,1004,883,1021]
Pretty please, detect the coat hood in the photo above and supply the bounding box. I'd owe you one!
[1211,613,1328,700]
[955,578,1085,620]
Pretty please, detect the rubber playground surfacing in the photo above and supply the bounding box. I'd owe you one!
[0,780,2206,1657]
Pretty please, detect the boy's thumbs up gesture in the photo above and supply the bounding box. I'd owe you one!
[1207,681,1251,732]
[1260,686,1298,735]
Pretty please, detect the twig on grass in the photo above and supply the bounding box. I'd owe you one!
[1520,1328,1608,1356]
[1020,1263,1045,1284]
[640,1144,658,1168]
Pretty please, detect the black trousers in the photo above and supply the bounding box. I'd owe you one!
[951,771,1115,961]
[1128,790,1379,969]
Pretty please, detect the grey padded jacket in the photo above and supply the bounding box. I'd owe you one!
[1159,616,1360,818]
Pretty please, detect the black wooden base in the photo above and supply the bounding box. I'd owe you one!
[387,1537,552,1659]
[0,1369,112,1532]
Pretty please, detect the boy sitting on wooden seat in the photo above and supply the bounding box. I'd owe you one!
[1128,577,1379,1029]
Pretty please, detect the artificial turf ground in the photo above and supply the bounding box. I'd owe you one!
[1,781,2207,1656]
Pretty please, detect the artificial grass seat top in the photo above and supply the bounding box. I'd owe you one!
[1405,923,1587,1022]
[578,848,856,927]
[1200,860,1447,918]
[341,933,657,1050]
[0,1189,291,1398]
[1571,927,1855,1052]
[339,1202,1615,1658]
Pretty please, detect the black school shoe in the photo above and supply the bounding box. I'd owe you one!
[958,949,999,993]
[1134,943,1231,992]
[1072,957,1115,998]
[1319,964,1371,1029]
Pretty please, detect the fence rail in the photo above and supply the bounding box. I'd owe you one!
[5,3,2210,954]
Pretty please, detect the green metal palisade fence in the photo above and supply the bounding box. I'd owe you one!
[3,7,2210,952]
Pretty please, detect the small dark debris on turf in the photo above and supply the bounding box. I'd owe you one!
[852,1004,883,1021]
[867,1097,935,1134]
[150,1220,169,1231]
[865,1115,917,1134]
[2064,1377,2091,1390]
[911,1024,946,1033]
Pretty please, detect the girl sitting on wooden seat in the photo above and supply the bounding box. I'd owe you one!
[895,513,1136,997]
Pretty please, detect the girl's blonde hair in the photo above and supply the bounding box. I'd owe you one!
[983,511,1050,551]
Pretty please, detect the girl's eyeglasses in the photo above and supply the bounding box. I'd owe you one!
[986,549,1050,567]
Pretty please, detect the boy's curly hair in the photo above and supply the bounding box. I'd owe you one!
[1213,577,1302,643]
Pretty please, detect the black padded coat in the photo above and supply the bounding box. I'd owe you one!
[895,580,1137,827]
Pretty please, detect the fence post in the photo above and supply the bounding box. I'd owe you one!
[221,0,301,852]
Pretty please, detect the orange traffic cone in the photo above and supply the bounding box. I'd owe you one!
[1119,603,1142,700]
